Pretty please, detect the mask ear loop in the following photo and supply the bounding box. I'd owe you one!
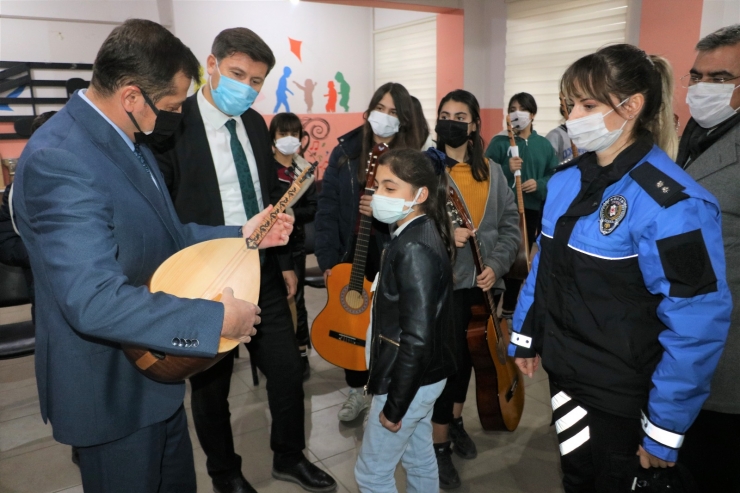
[404,187,424,211]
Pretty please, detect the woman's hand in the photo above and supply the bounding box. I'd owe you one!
[637,446,676,469]
[476,266,496,292]
[359,195,373,217]
[515,355,540,378]
[521,179,537,193]
[454,227,473,248]
[509,156,523,173]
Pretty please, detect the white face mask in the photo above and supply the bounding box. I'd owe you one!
[371,188,422,224]
[510,110,531,130]
[686,82,740,129]
[275,136,301,155]
[368,110,400,138]
[566,99,628,153]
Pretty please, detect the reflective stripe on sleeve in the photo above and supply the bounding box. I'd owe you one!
[641,411,684,449]
[511,331,532,349]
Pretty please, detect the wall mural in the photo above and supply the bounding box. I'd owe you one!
[300,116,332,180]
[293,79,317,113]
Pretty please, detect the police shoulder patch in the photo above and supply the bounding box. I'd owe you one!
[599,195,627,235]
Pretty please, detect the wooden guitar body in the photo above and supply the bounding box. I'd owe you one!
[310,262,372,371]
[123,238,260,383]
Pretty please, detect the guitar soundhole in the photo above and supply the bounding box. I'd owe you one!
[340,285,369,314]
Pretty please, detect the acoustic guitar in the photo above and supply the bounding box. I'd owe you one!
[448,185,525,431]
[310,143,389,371]
[123,161,317,383]
[504,114,531,281]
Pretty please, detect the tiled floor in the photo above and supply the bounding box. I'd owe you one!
[0,256,565,493]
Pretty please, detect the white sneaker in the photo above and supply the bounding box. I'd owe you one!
[338,388,369,422]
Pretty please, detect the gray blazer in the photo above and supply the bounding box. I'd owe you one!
[685,122,740,414]
[448,160,521,292]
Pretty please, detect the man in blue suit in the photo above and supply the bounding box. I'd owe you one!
[11,19,292,493]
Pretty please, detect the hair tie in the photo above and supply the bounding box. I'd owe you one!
[424,147,447,176]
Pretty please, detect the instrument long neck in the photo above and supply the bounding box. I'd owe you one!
[349,188,374,292]
[468,236,497,316]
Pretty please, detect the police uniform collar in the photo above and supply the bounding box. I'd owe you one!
[577,134,653,184]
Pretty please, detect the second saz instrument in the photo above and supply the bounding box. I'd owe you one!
[505,114,531,280]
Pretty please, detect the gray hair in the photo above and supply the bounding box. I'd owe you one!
[696,24,740,51]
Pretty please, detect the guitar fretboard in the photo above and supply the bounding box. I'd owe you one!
[348,188,374,293]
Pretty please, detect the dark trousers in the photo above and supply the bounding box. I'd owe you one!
[78,405,195,493]
[432,288,486,426]
[550,385,642,493]
[679,409,740,491]
[292,242,309,347]
[190,256,305,479]
[503,208,542,312]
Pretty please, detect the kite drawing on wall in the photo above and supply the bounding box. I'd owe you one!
[335,72,350,112]
[293,79,317,113]
[274,66,294,113]
[289,38,302,62]
[0,85,26,111]
[325,81,337,113]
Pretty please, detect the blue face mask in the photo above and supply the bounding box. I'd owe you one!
[209,64,259,116]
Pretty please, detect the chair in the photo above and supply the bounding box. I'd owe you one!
[0,262,34,359]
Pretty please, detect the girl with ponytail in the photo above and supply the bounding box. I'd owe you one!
[511,43,731,491]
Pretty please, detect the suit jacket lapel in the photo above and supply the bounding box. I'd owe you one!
[67,95,180,243]
[687,124,740,181]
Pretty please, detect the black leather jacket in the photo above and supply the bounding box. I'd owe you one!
[366,216,456,423]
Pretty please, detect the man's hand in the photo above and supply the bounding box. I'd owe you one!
[509,156,523,173]
[242,205,294,249]
[380,411,402,433]
[359,195,373,217]
[476,266,496,292]
[521,179,537,193]
[637,445,675,469]
[454,227,473,248]
[220,287,260,343]
[515,355,540,378]
[323,269,332,285]
[283,270,297,298]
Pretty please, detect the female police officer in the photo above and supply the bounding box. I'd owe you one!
[509,44,732,492]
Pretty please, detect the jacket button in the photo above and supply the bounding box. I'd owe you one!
[193,340,200,348]
[172,338,180,346]
[178,339,184,347]
[184,339,191,348]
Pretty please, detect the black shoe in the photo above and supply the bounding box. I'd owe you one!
[449,416,477,460]
[213,473,257,493]
[435,442,461,490]
[71,446,80,467]
[272,457,337,492]
[302,354,311,382]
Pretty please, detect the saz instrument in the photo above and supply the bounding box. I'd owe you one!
[448,186,525,431]
[123,161,317,383]
[559,93,580,163]
[311,143,389,371]
[505,114,531,281]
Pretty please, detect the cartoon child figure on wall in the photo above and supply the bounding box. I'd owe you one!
[274,66,294,113]
[335,71,350,112]
[293,78,317,113]
[325,81,337,113]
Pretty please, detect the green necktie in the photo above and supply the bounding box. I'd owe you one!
[224,119,260,219]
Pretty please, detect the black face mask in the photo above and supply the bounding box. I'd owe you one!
[126,90,183,146]
[435,119,470,148]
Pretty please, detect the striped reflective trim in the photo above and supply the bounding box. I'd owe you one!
[560,426,590,456]
[511,331,532,349]
[541,232,553,239]
[555,405,587,434]
[567,244,638,261]
[551,391,572,411]
[641,412,684,449]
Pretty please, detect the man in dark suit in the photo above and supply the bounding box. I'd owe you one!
[11,19,292,493]
[154,28,336,493]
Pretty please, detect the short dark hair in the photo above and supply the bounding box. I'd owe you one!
[269,112,304,142]
[697,24,740,51]
[212,28,276,74]
[508,92,538,115]
[91,19,200,102]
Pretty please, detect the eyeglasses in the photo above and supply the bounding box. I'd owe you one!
[680,73,740,88]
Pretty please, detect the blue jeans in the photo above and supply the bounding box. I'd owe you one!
[355,379,447,493]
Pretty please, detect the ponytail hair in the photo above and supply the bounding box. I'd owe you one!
[560,44,678,160]
[378,149,456,263]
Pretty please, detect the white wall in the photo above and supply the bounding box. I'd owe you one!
[701,0,740,38]
[172,1,373,115]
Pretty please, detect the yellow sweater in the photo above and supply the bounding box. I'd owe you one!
[448,163,489,228]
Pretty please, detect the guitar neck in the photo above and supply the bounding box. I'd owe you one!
[348,189,374,292]
[246,165,313,249]
[467,236,498,316]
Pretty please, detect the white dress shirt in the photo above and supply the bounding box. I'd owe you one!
[197,88,264,226]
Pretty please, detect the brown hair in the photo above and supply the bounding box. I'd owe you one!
[212,28,276,75]
[560,44,678,159]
